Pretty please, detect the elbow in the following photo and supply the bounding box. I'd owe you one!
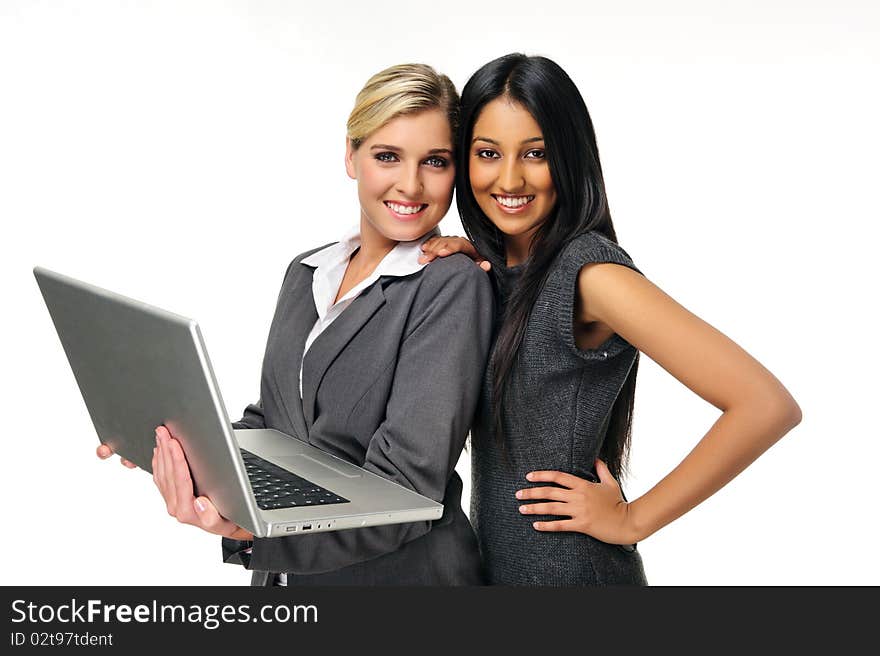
[735,385,802,438]
[782,398,802,433]
[764,390,803,437]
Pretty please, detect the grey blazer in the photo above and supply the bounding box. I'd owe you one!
[222,246,494,585]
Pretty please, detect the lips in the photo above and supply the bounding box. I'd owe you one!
[384,200,428,221]
[491,194,535,213]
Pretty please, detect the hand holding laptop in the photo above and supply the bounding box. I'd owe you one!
[38,266,444,539]
[97,425,254,541]
[96,444,136,468]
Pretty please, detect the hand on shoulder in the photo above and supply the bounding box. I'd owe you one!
[419,235,491,272]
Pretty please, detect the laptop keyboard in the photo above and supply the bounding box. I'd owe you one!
[240,449,350,511]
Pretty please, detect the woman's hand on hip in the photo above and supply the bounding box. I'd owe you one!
[418,236,491,271]
[153,425,254,540]
[515,458,640,545]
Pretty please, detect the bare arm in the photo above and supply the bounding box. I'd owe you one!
[578,262,802,541]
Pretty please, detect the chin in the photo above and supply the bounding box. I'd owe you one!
[490,217,539,237]
[370,217,436,243]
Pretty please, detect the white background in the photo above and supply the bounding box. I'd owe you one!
[1,0,877,586]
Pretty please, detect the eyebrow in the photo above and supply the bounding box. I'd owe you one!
[472,136,544,145]
[370,144,453,155]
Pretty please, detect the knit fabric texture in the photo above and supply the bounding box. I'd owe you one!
[471,230,649,585]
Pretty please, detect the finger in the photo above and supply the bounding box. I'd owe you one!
[96,444,113,459]
[151,442,159,485]
[457,239,480,259]
[515,486,569,502]
[120,458,137,469]
[427,243,455,256]
[156,429,177,515]
[168,438,198,524]
[419,238,448,255]
[193,496,236,535]
[167,438,194,498]
[417,252,437,264]
[519,502,571,516]
[159,429,177,506]
[154,433,174,515]
[595,458,618,485]
[532,519,577,532]
[525,470,584,489]
[152,431,163,488]
[478,260,492,272]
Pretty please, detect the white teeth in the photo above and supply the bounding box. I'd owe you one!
[495,195,534,208]
[387,202,424,215]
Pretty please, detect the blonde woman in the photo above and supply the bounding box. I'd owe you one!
[99,64,492,586]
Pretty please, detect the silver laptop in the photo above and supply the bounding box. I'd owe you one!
[34,266,443,539]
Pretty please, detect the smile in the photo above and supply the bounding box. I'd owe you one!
[491,194,535,213]
[384,201,428,220]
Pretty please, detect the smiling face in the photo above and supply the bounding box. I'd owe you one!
[468,97,557,263]
[345,108,455,244]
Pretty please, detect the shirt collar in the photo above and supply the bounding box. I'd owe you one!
[301,225,440,279]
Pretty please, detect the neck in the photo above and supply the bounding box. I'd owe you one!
[352,212,398,273]
[504,234,532,267]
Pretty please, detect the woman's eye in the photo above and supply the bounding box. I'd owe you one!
[375,151,398,163]
[525,149,546,159]
[476,149,500,159]
[424,156,449,168]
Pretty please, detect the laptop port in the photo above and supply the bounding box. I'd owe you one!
[285,525,297,533]
[302,524,312,531]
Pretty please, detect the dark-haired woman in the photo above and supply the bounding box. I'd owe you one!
[420,53,801,585]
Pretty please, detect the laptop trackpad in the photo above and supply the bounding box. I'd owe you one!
[273,454,362,479]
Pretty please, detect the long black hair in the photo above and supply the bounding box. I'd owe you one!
[456,53,639,482]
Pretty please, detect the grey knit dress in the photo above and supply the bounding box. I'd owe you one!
[471,230,649,585]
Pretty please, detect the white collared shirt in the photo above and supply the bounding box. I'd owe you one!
[297,224,439,397]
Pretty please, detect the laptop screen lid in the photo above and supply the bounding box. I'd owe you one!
[33,266,263,534]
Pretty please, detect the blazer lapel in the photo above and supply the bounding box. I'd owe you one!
[301,280,386,428]
[270,263,317,442]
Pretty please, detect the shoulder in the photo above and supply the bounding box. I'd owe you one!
[292,242,337,266]
[417,252,493,294]
[395,253,494,343]
[556,231,640,275]
[277,242,337,286]
[399,254,494,334]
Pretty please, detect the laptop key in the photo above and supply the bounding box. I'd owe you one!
[241,448,349,510]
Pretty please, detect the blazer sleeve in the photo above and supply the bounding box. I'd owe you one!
[232,400,266,430]
[228,247,324,432]
[244,257,494,575]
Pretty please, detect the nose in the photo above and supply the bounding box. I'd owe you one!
[498,158,525,193]
[396,162,424,198]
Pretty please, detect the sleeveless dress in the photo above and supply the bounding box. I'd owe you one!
[471,230,649,585]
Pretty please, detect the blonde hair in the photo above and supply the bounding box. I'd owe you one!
[346,63,459,149]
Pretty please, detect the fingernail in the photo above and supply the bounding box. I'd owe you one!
[526,472,534,480]
[194,498,205,512]
[515,490,523,499]
[518,505,527,513]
